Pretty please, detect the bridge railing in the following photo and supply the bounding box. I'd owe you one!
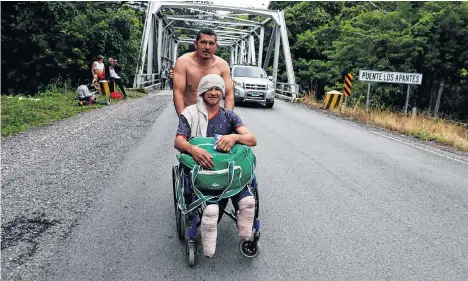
[275,82,299,101]
[134,73,160,89]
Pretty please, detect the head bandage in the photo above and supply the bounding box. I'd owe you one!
[197,74,225,97]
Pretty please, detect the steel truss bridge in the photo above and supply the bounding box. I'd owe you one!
[134,1,298,100]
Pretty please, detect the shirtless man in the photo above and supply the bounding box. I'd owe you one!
[172,28,234,116]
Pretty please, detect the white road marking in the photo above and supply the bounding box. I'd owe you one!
[345,122,468,165]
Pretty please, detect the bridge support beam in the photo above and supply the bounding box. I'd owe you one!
[135,2,297,96]
[230,48,234,65]
[272,26,280,84]
[279,10,296,98]
[234,43,238,65]
[240,40,245,65]
[146,15,154,76]
[263,24,275,71]
[258,27,264,67]
[157,17,163,73]
[173,42,178,66]
[249,34,256,65]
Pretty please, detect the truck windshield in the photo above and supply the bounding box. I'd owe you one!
[233,67,266,78]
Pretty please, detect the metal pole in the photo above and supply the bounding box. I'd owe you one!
[249,34,256,65]
[162,32,167,67]
[134,1,153,88]
[173,43,178,65]
[157,17,163,73]
[244,39,248,63]
[147,15,154,75]
[166,38,169,62]
[258,27,264,66]
[240,40,245,65]
[234,43,238,65]
[170,39,174,64]
[366,82,371,113]
[272,25,281,84]
[247,35,252,64]
[171,40,174,63]
[279,10,296,93]
[263,24,276,71]
[230,47,234,66]
[404,84,411,114]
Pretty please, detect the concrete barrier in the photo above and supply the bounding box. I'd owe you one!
[324,91,344,110]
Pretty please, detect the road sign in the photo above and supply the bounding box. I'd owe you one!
[359,70,423,85]
[343,73,353,96]
[359,70,423,113]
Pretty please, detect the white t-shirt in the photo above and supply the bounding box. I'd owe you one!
[77,85,91,99]
[93,61,104,71]
[109,67,120,79]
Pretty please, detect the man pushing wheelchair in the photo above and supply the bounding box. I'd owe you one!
[174,73,258,259]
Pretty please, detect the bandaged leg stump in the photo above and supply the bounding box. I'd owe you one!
[201,204,219,258]
[237,196,256,240]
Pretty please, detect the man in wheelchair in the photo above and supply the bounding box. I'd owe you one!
[174,74,257,258]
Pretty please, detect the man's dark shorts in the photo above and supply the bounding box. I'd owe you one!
[205,185,253,210]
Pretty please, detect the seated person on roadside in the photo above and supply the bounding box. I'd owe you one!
[106,58,127,99]
[174,74,257,258]
[91,55,106,83]
[77,79,109,106]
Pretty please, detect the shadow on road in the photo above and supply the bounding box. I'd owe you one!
[234,102,272,110]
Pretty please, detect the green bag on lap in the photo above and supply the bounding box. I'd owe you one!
[176,137,257,214]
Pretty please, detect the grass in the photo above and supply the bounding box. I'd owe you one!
[301,94,468,152]
[1,89,146,138]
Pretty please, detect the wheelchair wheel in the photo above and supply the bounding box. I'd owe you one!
[172,166,184,240]
[176,210,185,240]
[186,240,196,267]
[239,239,260,258]
[172,166,178,214]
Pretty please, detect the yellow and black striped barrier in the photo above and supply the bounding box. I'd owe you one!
[322,73,352,111]
[343,73,353,96]
[324,90,344,110]
[292,97,304,103]
[98,80,117,97]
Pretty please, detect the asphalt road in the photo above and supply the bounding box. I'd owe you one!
[3,90,468,281]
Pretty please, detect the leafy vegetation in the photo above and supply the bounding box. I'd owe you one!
[1,86,145,138]
[1,1,145,94]
[268,1,468,121]
[301,95,468,152]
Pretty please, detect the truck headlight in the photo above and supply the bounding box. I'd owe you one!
[267,84,274,90]
[233,81,244,88]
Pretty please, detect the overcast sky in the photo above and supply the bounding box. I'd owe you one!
[210,0,270,10]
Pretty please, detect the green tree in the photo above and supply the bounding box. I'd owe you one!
[1,1,145,94]
[268,1,468,120]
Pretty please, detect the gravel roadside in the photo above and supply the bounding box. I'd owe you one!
[1,91,172,281]
[290,102,468,163]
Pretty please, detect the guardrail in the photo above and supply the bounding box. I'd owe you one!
[134,73,160,89]
[275,82,299,101]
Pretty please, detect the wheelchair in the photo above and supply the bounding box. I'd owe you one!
[172,164,261,267]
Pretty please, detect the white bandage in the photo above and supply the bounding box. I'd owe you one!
[201,204,219,258]
[237,196,255,240]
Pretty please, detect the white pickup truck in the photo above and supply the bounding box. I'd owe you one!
[231,65,275,108]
